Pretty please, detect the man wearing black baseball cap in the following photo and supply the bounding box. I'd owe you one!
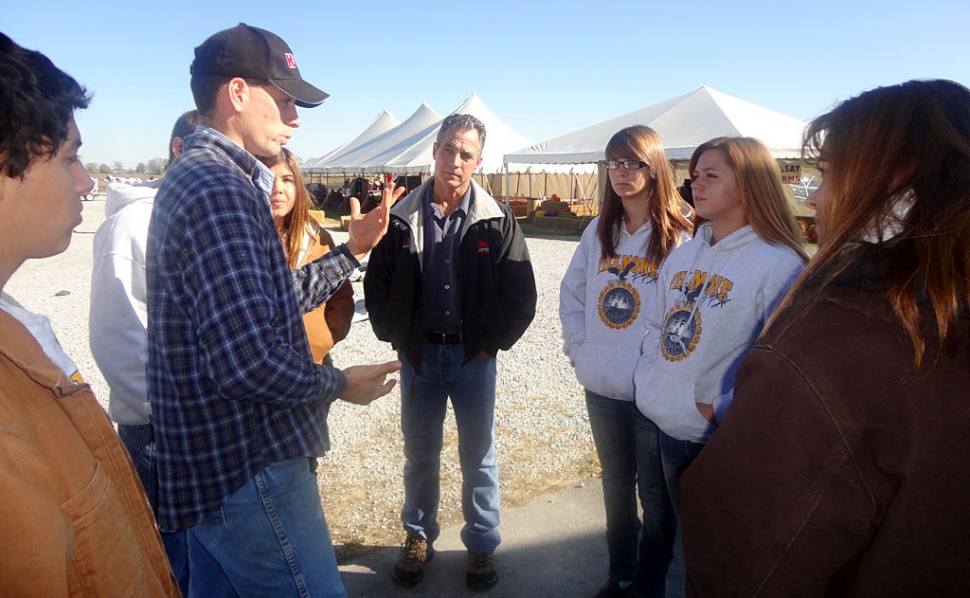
[147,24,403,597]
[190,23,330,109]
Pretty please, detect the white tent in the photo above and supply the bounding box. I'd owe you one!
[309,94,534,175]
[305,95,605,200]
[503,86,808,166]
[304,109,399,169]
[306,103,442,173]
[362,93,534,174]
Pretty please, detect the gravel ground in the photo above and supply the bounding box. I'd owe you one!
[5,198,597,555]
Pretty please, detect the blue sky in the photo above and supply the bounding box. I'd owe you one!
[5,0,969,168]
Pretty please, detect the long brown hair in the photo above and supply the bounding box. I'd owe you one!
[794,79,970,370]
[689,137,808,261]
[598,125,693,262]
[260,147,311,269]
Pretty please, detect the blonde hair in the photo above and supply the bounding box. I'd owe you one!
[689,137,807,261]
[259,147,311,269]
[599,125,693,262]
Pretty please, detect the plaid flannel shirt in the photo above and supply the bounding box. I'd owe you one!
[147,126,357,532]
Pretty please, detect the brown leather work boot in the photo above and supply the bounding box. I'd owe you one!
[466,551,498,588]
[392,535,434,586]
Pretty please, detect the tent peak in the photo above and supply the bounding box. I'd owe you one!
[503,87,808,166]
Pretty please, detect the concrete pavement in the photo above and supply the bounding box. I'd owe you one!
[339,481,608,597]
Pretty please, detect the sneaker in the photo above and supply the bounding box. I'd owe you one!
[591,578,633,598]
[392,536,434,586]
[465,551,498,588]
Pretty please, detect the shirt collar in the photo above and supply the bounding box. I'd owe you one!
[191,125,275,207]
[424,180,472,221]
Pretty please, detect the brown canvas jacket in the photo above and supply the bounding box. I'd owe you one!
[297,219,354,365]
[0,310,180,597]
[681,270,970,597]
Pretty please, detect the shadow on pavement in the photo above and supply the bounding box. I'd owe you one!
[338,482,608,598]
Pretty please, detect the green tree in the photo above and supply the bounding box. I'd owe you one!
[99,164,111,174]
[112,160,124,172]
[146,157,167,175]
[85,162,99,173]
[135,162,147,174]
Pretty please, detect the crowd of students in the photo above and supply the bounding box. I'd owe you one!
[2,21,969,598]
[563,80,970,597]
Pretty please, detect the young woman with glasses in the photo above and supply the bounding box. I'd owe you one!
[680,80,970,595]
[560,125,693,598]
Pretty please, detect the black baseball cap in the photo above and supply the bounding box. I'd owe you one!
[190,23,329,108]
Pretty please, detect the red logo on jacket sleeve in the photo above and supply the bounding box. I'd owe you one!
[476,240,490,255]
[284,53,297,69]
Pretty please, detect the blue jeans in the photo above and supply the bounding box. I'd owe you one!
[659,430,705,519]
[163,457,346,598]
[399,345,501,553]
[118,423,158,513]
[586,391,685,597]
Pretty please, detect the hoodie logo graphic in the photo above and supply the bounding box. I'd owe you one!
[595,254,659,329]
[284,53,297,69]
[669,269,734,309]
[597,261,641,329]
[660,304,702,361]
[659,268,734,362]
[476,240,490,255]
[598,282,640,329]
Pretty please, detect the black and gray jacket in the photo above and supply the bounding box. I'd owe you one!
[364,178,537,372]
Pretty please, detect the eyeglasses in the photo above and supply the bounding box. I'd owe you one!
[605,160,648,171]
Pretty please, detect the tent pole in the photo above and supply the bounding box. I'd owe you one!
[504,163,509,206]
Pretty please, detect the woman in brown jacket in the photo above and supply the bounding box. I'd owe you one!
[262,148,355,366]
[680,79,970,596]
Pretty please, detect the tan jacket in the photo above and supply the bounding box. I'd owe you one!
[296,220,354,365]
[0,310,180,597]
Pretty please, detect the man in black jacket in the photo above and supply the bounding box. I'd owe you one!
[365,113,536,589]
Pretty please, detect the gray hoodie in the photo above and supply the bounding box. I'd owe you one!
[634,223,804,443]
[89,182,157,425]
[560,216,689,401]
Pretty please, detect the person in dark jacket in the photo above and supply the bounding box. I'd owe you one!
[680,79,970,596]
[364,113,537,589]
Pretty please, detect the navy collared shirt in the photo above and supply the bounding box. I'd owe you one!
[147,125,357,532]
[422,183,471,332]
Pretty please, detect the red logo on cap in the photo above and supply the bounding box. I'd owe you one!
[284,53,297,69]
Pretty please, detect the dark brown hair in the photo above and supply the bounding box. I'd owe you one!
[0,33,90,178]
[598,125,693,263]
[168,110,199,163]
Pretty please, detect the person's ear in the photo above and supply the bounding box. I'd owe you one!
[171,137,184,158]
[226,78,249,113]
